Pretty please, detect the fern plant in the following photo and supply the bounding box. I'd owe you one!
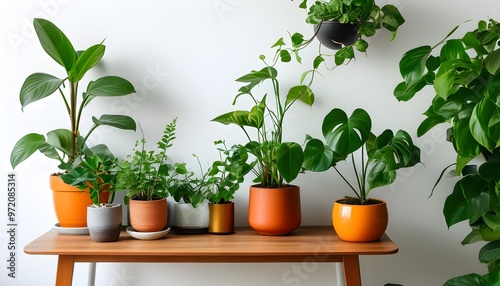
[115,118,184,203]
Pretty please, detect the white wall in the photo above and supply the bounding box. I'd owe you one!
[1,0,499,285]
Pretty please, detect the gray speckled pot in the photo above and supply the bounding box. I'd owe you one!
[87,204,122,242]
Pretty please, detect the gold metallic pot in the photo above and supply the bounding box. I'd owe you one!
[209,202,234,234]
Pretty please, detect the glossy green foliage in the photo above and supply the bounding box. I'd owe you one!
[205,141,253,204]
[303,108,421,203]
[212,42,316,188]
[394,19,500,283]
[11,18,136,171]
[114,119,178,203]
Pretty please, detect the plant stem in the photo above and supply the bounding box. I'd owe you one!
[333,166,360,199]
[69,81,79,161]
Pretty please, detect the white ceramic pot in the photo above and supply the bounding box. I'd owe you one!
[173,201,209,234]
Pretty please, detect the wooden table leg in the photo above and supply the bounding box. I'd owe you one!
[56,255,75,286]
[343,255,361,286]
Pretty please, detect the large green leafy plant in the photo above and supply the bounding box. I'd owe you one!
[10,18,137,206]
[394,19,500,285]
[303,108,421,204]
[10,18,136,182]
[211,41,317,188]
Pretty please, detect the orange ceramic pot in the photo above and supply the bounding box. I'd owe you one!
[50,175,110,227]
[248,185,301,235]
[332,198,388,242]
[129,198,168,232]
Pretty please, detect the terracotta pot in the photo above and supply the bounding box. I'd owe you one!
[129,198,168,232]
[314,20,360,50]
[209,202,234,234]
[51,175,110,227]
[87,203,122,242]
[248,185,301,235]
[332,198,388,242]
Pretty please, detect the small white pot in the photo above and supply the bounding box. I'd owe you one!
[173,201,209,234]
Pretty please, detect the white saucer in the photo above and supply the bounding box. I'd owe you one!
[54,223,89,235]
[126,226,170,240]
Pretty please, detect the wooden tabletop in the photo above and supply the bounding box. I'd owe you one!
[25,226,398,263]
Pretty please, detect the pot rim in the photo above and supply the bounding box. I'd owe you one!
[334,198,386,205]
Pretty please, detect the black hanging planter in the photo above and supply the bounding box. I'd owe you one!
[314,20,360,50]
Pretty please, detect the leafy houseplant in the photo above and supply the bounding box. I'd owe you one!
[9,18,137,227]
[205,141,252,234]
[114,119,180,232]
[212,34,319,235]
[206,140,252,204]
[303,108,421,203]
[394,19,500,285]
[295,0,405,64]
[303,107,421,241]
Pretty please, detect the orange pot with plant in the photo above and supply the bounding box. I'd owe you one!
[332,198,388,242]
[51,175,110,227]
[303,108,421,241]
[248,185,301,236]
[129,199,168,232]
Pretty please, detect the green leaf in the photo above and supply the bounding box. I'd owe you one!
[291,33,304,47]
[10,133,49,168]
[86,76,136,97]
[398,46,432,86]
[484,213,500,231]
[434,68,457,99]
[453,116,482,159]
[70,44,105,82]
[443,273,486,286]
[46,129,74,157]
[236,67,277,83]
[33,18,76,72]
[279,50,291,63]
[439,39,469,61]
[322,108,371,157]
[485,49,500,75]
[91,115,137,131]
[286,85,314,107]
[417,116,446,137]
[313,55,325,69]
[470,98,499,152]
[443,181,469,228]
[271,37,286,48]
[355,39,368,53]
[276,142,304,183]
[303,139,334,172]
[20,73,65,110]
[480,240,500,264]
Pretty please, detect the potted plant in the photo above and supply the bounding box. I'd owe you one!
[168,155,213,234]
[205,141,252,234]
[303,107,421,241]
[393,19,500,285]
[212,40,318,235]
[296,0,405,64]
[62,147,122,242]
[114,119,179,233]
[10,18,137,228]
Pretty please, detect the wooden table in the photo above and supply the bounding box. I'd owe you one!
[24,226,398,286]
